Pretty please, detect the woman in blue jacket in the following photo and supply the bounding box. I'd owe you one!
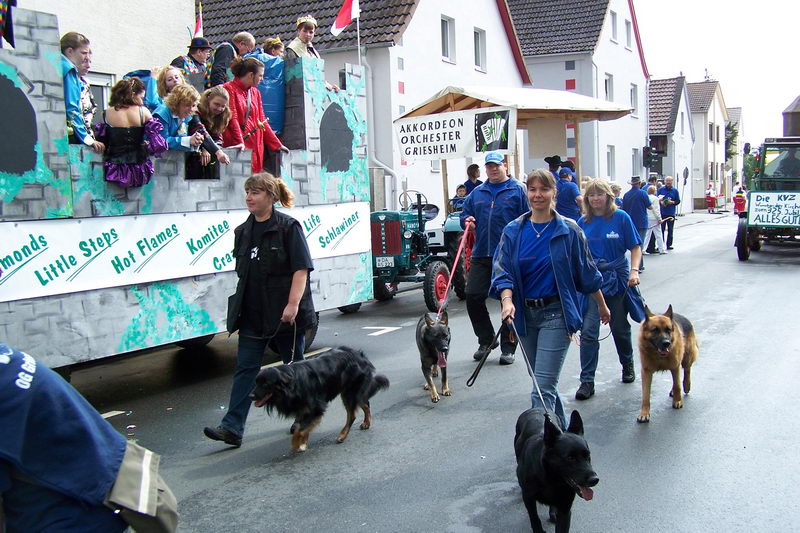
[152,84,204,151]
[491,169,609,427]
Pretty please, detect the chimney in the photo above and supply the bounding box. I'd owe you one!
[784,94,800,136]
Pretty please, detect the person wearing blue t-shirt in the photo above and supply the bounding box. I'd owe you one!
[657,175,681,250]
[574,179,645,400]
[490,169,609,427]
[555,167,583,221]
[621,176,651,271]
[450,184,467,212]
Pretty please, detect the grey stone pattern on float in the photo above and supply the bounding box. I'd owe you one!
[0,19,370,368]
[0,8,72,222]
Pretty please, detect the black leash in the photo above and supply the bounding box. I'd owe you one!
[465,327,504,387]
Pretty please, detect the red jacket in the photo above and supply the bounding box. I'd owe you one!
[222,78,281,173]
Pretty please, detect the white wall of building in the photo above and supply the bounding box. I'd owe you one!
[26,0,194,81]
[520,0,647,192]
[661,88,695,213]
[691,90,729,206]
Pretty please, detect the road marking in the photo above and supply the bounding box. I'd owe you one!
[362,326,402,336]
[101,410,126,419]
[260,347,331,369]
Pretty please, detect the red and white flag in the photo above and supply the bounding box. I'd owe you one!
[193,1,204,38]
[331,0,360,36]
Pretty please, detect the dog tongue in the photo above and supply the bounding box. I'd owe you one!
[578,486,594,501]
[253,393,272,408]
[437,352,447,368]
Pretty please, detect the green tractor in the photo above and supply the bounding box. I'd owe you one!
[369,191,453,312]
[736,136,800,260]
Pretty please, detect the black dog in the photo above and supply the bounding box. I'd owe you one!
[415,312,451,403]
[514,408,599,533]
[251,346,389,452]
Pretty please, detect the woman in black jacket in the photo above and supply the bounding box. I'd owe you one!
[204,172,315,448]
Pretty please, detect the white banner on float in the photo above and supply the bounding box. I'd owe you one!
[0,202,370,303]
[394,106,517,161]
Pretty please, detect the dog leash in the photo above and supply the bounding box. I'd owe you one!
[505,319,547,409]
[436,226,472,321]
[465,326,503,388]
[645,216,674,230]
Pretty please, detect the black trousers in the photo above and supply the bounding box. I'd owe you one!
[465,257,516,354]
[661,218,675,248]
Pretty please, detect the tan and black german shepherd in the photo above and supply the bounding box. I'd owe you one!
[637,305,699,423]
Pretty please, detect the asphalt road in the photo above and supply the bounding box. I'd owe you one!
[72,213,800,533]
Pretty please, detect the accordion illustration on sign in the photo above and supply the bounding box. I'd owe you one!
[474,110,510,152]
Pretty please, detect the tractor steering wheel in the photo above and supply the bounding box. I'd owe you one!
[398,190,428,210]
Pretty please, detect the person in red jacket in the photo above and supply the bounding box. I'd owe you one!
[222,57,287,173]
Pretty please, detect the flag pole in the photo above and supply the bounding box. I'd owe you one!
[356,15,362,68]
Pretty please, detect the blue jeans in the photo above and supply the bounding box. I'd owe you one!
[220,327,306,438]
[518,302,571,428]
[579,293,633,383]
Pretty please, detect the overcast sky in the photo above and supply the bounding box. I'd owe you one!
[634,0,799,146]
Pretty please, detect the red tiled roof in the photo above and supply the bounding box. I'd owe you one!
[649,76,684,135]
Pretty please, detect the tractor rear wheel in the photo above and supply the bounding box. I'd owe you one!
[424,260,450,313]
[449,233,467,300]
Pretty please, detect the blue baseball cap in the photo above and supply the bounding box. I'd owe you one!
[559,167,574,178]
[485,151,504,165]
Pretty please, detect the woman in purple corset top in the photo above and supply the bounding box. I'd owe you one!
[94,77,168,187]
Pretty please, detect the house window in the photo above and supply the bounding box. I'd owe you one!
[84,71,115,127]
[398,57,404,71]
[607,145,616,180]
[630,84,638,116]
[398,105,406,116]
[709,122,714,141]
[565,60,575,70]
[632,148,639,174]
[604,73,614,102]
[716,125,720,144]
[625,20,632,48]
[441,16,456,62]
[610,11,618,41]
[473,28,487,71]
[431,160,441,173]
[681,112,685,135]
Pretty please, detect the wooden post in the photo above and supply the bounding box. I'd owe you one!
[441,159,450,214]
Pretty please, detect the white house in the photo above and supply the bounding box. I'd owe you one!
[506,0,649,187]
[204,0,531,220]
[687,80,729,209]
[648,76,695,214]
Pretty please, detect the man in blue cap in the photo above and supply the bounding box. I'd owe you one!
[460,151,528,364]
[555,167,583,221]
[621,175,651,271]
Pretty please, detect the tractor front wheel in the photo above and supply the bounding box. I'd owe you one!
[736,217,750,261]
[424,260,450,313]
[373,280,398,301]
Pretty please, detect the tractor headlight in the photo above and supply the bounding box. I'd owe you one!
[403,230,413,239]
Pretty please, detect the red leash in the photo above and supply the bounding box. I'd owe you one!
[436,226,471,320]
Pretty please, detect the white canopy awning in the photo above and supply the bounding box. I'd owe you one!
[399,85,632,125]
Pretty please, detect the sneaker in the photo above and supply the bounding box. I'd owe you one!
[472,339,500,361]
[621,363,636,383]
[642,251,650,255]
[203,426,242,447]
[499,353,515,365]
[659,250,668,255]
[667,247,674,250]
[575,382,595,400]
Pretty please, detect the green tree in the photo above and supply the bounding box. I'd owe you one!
[725,122,739,162]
